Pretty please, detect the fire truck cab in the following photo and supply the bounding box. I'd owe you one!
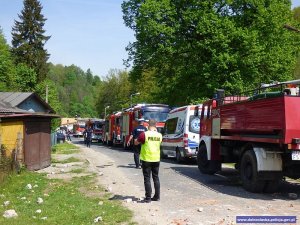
[121,104,170,149]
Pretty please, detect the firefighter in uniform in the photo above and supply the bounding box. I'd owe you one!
[135,119,162,203]
[127,118,147,168]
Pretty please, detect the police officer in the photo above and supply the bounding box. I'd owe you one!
[127,118,147,168]
[135,119,162,203]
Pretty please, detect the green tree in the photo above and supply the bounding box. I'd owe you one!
[14,63,37,91]
[11,0,50,83]
[0,28,15,91]
[46,63,100,117]
[292,6,300,79]
[96,69,132,116]
[35,79,63,130]
[122,0,299,104]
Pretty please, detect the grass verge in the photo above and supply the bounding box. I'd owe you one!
[0,171,134,225]
[51,157,82,164]
[51,142,80,154]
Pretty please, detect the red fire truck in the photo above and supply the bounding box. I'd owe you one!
[103,112,122,146]
[73,118,87,137]
[196,80,300,192]
[121,104,170,149]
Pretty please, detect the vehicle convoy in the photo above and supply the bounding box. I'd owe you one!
[121,104,170,149]
[85,118,105,143]
[103,112,122,146]
[161,105,202,162]
[196,80,300,192]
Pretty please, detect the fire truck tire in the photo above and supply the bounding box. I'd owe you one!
[176,148,183,163]
[263,180,280,193]
[197,144,218,175]
[240,150,266,193]
[123,138,128,150]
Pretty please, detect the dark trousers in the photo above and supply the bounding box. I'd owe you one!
[133,145,141,167]
[86,139,91,147]
[141,161,160,200]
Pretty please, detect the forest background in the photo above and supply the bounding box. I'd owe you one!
[1,0,300,127]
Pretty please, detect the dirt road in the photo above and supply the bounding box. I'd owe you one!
[72,140,300,225]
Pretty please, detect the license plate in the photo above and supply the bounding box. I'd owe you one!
[292,151,300,160]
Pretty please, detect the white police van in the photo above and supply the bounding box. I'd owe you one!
[161,105,202,162]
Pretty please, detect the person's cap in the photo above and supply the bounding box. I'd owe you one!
[138,118,145,122]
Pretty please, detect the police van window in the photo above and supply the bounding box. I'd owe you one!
[175,117,184,134]
[165,118,178,134]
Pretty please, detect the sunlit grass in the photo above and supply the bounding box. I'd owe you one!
[0,172,135,225]
[51,157,82,164]
[51,143,80,154]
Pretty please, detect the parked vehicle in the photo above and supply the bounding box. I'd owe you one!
[56,132,66,143]
[103,112,122,146]
[85,118,105,142]
[196,80,300,193]
[121,104,171,149]
[73,119,87,137]
[161,105,202,162]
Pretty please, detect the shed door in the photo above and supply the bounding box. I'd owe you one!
[24,120,51,170]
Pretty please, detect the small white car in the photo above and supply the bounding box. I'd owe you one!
[161,105,202,162]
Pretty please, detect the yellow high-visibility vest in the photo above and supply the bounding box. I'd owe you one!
[140,130,162,162]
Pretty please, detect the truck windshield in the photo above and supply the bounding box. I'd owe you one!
[143,111,168,122]
[94,122,104,130]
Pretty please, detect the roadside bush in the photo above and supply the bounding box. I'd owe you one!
[0,145,12,182]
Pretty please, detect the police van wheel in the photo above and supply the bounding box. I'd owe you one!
[160,147,167,159]
[176,149,183,163]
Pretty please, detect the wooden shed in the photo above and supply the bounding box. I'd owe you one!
[0,92,59,170]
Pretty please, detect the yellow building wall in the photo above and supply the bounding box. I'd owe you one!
[0,121,24,156]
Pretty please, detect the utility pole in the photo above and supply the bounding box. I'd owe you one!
[46,85,49,103]
[130,92,140,108]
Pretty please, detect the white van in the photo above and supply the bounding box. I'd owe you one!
[161,105,202,162]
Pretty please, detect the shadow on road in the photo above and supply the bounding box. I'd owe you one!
[169,165,300,201]
[72,139,300,201]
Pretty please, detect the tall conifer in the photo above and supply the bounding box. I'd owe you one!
[11,0,50,83]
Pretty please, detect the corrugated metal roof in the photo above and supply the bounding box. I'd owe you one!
[0,92,33,107]
[0,101,30,114]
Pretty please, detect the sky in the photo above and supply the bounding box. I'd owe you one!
[0,0,134,77]
[0,0,300,78]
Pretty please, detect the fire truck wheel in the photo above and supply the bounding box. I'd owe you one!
[240,150,266,193]
[197,144,217,175]
[123,138,128,150]
[263,180,280,193]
